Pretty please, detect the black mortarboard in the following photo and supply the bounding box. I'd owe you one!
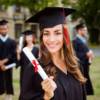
[25,7,76,28]
[0,19,8,25]
[22,30,33,35]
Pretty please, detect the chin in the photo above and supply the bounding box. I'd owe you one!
[48,49,59,54]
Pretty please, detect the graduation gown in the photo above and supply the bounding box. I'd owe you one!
[73,37,94,95]
[19,63,86,100]
[18,46,39,89]
[0,37,17,95]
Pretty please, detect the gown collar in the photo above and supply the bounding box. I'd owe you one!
[0,34,8,42]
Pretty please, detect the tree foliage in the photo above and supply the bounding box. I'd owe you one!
[0,0,58,13]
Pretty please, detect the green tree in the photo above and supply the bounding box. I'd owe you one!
[0,0,58,13]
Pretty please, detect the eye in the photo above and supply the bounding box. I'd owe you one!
[55,32,62,35]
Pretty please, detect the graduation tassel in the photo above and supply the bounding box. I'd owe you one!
[63,26,70,45]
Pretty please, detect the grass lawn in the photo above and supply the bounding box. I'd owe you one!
[87,56,100,100]
[0,56,100,100]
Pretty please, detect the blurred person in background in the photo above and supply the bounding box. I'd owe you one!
[16,30,39,98]
[73,23,94,95]
[0,19,17,100]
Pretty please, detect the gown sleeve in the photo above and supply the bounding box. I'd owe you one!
[19,64,44,100]
[82,84,87,100]
[73,39,90,65]
[16,51,25,68]
[6,39,17,65]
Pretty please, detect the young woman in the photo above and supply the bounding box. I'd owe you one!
[16,30,39,91]
[19,7,87,100]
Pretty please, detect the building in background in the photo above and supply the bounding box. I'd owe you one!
[0,5,39,39]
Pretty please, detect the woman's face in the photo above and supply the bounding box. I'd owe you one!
[25,35,33,44]
[42,24,64,54]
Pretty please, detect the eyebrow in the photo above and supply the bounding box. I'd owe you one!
[43,29,61,33]
[54,29,61,32]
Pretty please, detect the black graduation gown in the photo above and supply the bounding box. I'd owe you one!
[73,37,94,95]
[18,46,39,89]
[19,63,86,100]
[0,38,17,95]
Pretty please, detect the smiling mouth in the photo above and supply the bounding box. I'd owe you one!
[47,44,57,48]
[49,45,56,47]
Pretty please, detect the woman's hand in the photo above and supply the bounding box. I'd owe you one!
[0,60,4,66]
[41,76,57,100]
[0,58,8,66]
[0,65,6,71]
[86,50,94,63]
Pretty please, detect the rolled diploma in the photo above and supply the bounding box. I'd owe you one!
[5,63,16,70]
[19,36,24,50]
[23,47,48,80]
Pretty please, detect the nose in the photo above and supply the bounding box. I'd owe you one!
[49,34,56,42]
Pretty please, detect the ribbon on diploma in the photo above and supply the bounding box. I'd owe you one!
[23,47,48,80]
[32,60,38,73]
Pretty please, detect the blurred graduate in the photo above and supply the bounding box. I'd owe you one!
[16,30,39,94]
[0,19,17,100]
[73,23,94,95]
[19,7,87,100]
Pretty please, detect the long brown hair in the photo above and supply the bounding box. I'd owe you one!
[39,25,86,84]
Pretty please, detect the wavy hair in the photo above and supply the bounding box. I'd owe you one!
[39,25,86,84]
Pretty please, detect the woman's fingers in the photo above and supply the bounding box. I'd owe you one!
[41,76,57,99]
[41,76,57,92]
[0,65,6,71]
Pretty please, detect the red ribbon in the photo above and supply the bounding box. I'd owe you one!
[63,27,70,45]
[32,60,39,73]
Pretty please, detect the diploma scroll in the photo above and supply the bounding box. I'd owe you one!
[19,36,24,50]
[5,63,16,70]
[23,47,48,80]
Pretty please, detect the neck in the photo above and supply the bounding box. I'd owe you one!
[1,34,7,37]
[51,51,65,66]
[78,33,82,36]
[51,52,61,62]
[27,43,34,48]
[51,51,67,74]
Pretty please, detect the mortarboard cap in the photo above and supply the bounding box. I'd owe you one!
[22,30,33,35]
[25,7,76,28]
[0,19,8,25]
